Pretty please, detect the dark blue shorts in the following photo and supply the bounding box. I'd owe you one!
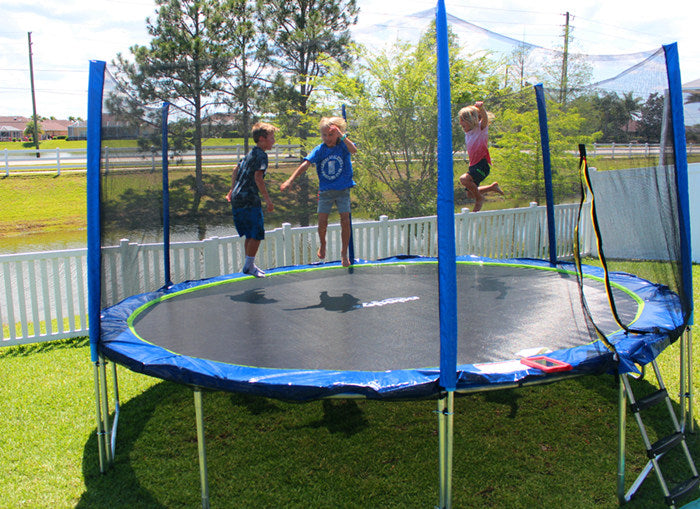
[232,206,265,240]
[468,159,491,185]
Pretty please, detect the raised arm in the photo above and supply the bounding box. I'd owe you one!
[280,160,311,191]
[475,101,488,128]
[329,124,357,155]
[341,133,357,155]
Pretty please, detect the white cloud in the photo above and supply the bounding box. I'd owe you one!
[0,0,697,119]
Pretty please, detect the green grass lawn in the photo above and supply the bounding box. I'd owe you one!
[0,173,87,236]
[0,264,698,508]
[1,148,699,507]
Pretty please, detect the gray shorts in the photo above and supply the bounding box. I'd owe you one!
[317,188,351,214]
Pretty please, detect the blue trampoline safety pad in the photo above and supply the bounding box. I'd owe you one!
[99,256,685,401]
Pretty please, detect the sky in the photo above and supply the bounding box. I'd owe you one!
[0,0,698,120]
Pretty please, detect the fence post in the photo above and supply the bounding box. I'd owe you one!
[526,202,539,258]
[4,148,8,177]
[104,146,110,174]
[274,145,279,168]
[282,223,293,266]
[611,141,615,159]
[378,215,389,259]
[56,147,61,176]
[119,239,135,300]
[204,237,220,277]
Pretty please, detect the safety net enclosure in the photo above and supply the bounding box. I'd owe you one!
[86,1,694,507]
[89,15,692,397]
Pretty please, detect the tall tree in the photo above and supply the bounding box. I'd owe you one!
[585,91,638,143]
[260,0,358,118]
[491,95,595,203]
[636,92,665,143]
[219,0,269,152]
[114,0,232,214]
[260,0,359,225]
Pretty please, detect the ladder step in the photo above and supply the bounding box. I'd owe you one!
[648,432,684,458]
[665,476,700,506]
[632,389,668,412]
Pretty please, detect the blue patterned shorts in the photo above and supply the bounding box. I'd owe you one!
[232,206,265,240]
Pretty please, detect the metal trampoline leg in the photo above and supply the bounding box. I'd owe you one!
[110,360,120,459]
[681,327,694,433]
[194,388,210,509]
[689,328,695,434]
[438,391,454,509]
[98,355,113,465]
[93,362,107,473]
[617,374,628,504]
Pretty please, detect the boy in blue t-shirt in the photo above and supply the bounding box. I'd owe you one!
[281,116,357,267]
[225,122,279,278]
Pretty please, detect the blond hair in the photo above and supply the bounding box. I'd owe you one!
[319,116,347,134]
[251,122,279,143]
[458,105,495,130]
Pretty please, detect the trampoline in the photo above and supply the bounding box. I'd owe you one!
[87,10,696,504]
[99,255,685,401]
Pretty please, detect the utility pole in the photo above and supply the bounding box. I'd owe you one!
[27,32,40,158]
[559,12,570,105]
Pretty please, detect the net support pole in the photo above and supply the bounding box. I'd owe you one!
[87,59,107,473]
[87,59,105,365]
[664,42,694,432]
[161,102,172,287]
[663,43,692,324]
[534,84,557,265]
[435,0,457,393]
[341,103,355,264]
[436,1,457,506]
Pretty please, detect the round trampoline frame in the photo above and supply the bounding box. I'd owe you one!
[99,255,685,401]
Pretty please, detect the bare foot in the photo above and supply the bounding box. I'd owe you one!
[472,199,483,212]
[317,244,326,259]
[341,256,351,267]
[493,182,505,196]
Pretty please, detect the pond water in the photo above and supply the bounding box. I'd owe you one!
[0,229,88,255]
[0,214,350,255]
[0,194,535,256]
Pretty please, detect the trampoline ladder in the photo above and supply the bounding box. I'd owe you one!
[620,360,699,508]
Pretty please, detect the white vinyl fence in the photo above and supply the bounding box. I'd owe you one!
[5,144,699,176]
[3,144,303,176]
[1,203,592,347]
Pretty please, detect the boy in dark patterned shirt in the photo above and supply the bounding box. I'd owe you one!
[225,122,279,278]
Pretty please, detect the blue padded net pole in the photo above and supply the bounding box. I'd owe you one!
[663,43,693,324]
[435,0,457,393]
[436,6,457,506]
[534,84,557,265]
[161,102,172,287]
[341,103,355,264]
[87,60,106,363]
